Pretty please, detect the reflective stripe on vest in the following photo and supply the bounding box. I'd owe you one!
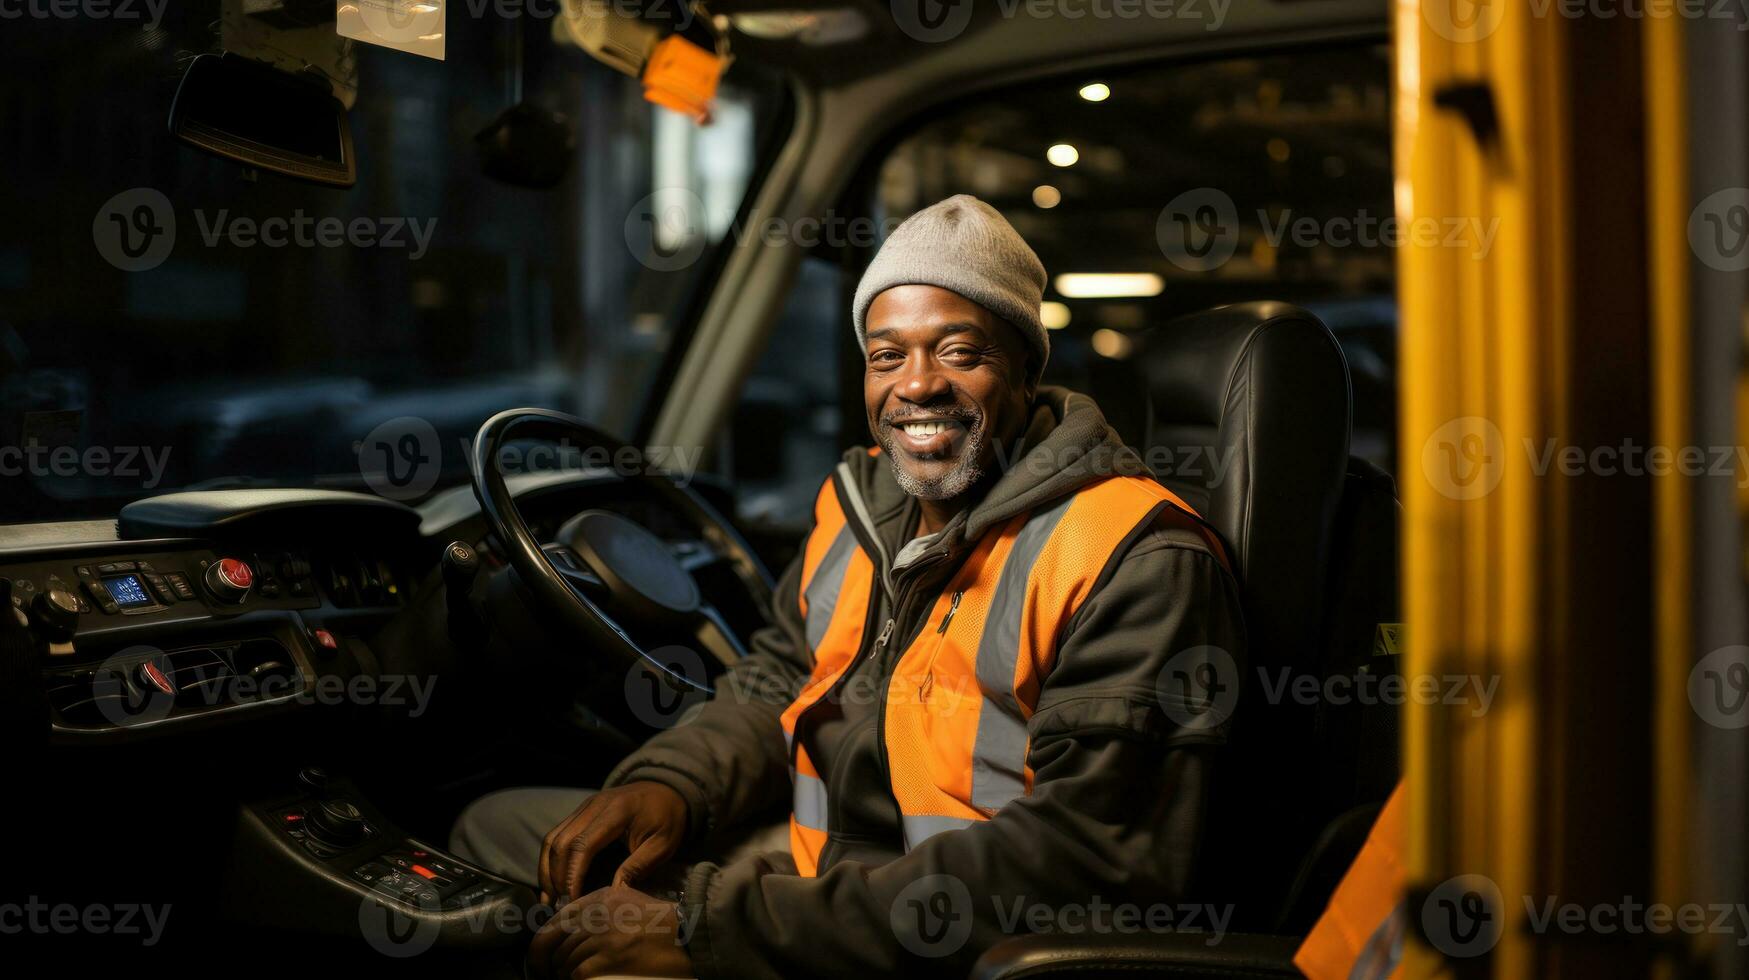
[781,477,871,874]
[779,471,1203,876]
[882,476,1181,851]
[1294,783,1407,980]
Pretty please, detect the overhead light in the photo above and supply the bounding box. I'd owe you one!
[1046,143,1079,167]
[1091,329,1133,359]
[1078,82,1110,102]
[1040,301,1071,329]
[1053,273,1164,298]
[1032,184,1061,209]
[730,10,869,45]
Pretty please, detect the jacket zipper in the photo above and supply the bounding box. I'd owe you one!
[936,591,963,634]
[802,466,960,849]
[790,471,910,771]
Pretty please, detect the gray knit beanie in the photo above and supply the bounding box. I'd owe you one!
[853,194,1049,379]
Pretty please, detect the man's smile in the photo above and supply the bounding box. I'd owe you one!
[884,413,976,459]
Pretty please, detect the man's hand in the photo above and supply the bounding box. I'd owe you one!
[538,782,689,902]
[529,885,694,979]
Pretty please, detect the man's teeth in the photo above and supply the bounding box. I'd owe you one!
[902,421,954,438]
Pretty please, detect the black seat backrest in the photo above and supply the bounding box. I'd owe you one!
[1133,301,1355,926]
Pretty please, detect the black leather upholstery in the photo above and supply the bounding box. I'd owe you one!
[1135,301,1354,926]
[967,303,1401,978]
[1138,301,1354,657]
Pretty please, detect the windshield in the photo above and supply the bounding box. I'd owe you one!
[0,4,787,523]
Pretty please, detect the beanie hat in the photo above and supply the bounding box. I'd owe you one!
[852,194,1049,379]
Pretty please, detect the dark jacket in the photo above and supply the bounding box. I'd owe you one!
[605,387,1246,977]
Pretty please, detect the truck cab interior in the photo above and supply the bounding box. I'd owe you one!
[2,1,1745,978]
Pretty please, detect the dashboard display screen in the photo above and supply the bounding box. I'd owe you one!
[102,574,153,608]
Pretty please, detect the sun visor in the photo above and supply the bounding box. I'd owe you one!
[222,0,360,108]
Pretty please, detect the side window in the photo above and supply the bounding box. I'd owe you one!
[875,45,1396,478]
[724,254,854,553]
[727,43,1397,555]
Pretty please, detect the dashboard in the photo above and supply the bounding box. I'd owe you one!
[1,474,772,742]
[2,489,426,739]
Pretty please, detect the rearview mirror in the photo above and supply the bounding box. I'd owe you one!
[169,53,356,189]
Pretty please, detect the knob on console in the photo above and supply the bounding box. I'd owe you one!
[307,799,369,847]
[204,558,253,603]
[30,589,80,643]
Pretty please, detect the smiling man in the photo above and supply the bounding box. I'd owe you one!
[455,195,1245,978]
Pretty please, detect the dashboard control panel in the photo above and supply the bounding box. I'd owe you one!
[3,549,405,642]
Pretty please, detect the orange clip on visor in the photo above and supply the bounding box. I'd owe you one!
[642,34,724,124]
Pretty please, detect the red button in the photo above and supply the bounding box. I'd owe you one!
[311,629,338,650]
[217,558,253,589]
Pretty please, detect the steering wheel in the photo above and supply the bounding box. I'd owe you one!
[468,408,773,696]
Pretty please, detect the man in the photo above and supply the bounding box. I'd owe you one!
[451,195,1245,977]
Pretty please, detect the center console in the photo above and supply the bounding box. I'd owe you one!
[229,768,535,952]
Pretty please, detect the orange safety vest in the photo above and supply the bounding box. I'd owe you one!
[1294,782,1408,980]
[778,463,1206,877]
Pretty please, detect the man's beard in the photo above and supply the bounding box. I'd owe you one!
[878,408,987,501]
